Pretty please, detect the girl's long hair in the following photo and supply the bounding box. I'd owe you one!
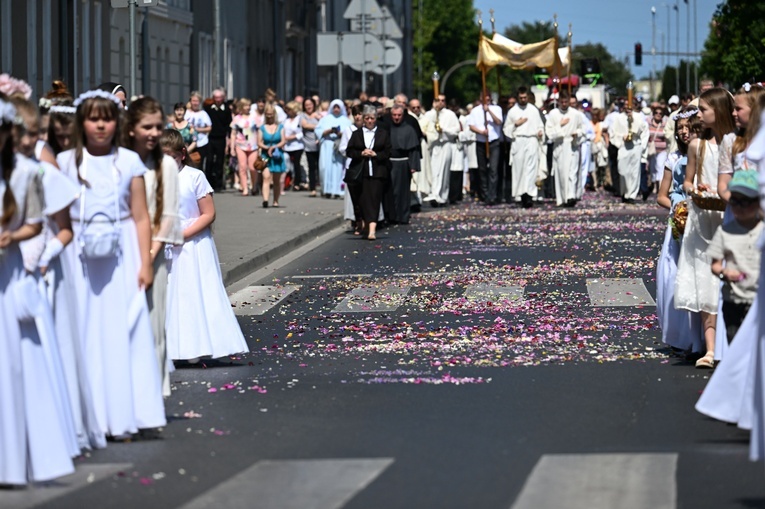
[0,92,16,226]
[73,95,122,185]
[48,98,76,155]
[699,87,735,139]
[733,85,765,158]
[122,96,165,235]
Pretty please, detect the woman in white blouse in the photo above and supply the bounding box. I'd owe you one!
[283,101,306,191]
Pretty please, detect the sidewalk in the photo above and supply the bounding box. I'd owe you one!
[212,188,346,286]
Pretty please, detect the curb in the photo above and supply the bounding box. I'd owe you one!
[221,213,345,287]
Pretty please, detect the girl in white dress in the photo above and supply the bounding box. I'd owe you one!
[656,109,701,351]
[123,97,183,398]
[57,90,165,443]
[675,88,736,368]
[696,87,765,426]
[160,129,248,361]
[0,94,76,484]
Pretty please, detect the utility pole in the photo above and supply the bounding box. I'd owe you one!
[129,0,136,96]
[685,0,690,94]
[675,2,680,95]
[361,0,367,93]
[693,0,698,92]
[651,7,656,100]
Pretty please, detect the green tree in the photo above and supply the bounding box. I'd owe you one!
[570,42,633,97]
[413,0,479,106]
[660,61,698,99]
[700,1,765,86]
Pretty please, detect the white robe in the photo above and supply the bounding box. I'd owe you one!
[545,108,583,205]
[503,104,544,199]
[412,112,431,201]
[423,108,460,204]
[609,112,649,200]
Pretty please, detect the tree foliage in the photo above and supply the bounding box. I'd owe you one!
[413,0,479,106]
[700,0,765,87]
[660,61,698,99]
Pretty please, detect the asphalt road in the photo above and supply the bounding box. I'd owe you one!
[9,193,765,509]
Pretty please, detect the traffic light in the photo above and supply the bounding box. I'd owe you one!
[635,43,642,66]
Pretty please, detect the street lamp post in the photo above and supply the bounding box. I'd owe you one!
[651,6,656,100]
[674,1,680,95]
[685,0,690,94]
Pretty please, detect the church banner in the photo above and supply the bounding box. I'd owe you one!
[477,34,561,71]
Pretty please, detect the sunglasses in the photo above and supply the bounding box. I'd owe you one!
[729,196,759,207]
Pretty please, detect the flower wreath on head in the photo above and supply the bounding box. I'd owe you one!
[73,89,123,108]
[39,97,53,109]
[49,105,77,115]
[676,109,698,119]
[0,99,18,125]
[0,74,33,100]
[743,82,765,93]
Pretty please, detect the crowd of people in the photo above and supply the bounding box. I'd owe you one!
[5,68,765,486]
[650,80,765,464]
[0,75,247,485]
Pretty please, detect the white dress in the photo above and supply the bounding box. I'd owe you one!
[656,153,702,350]
[57,147,166,442]
[166,165,248,360]
[1,156,75,484]
[674,140,723,314]
[144,154,183,397]
[34,158,101,451]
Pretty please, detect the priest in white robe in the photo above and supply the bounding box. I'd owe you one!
[545,89,584,206]
[608,103,649,203]
[424,94,461,206]
[503,86,545,207]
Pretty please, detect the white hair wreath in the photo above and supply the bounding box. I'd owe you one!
[73,89,122,108]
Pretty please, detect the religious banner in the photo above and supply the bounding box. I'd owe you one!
[476,33,561,72]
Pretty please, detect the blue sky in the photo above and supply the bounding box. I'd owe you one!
[473,0,721,78]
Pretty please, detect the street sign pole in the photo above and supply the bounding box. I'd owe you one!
[361,0,367,93]
[381,11,387,97]
[129,0,136,96]
[338,32,344,98]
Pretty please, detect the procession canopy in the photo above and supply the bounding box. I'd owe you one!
[477,33,563,73]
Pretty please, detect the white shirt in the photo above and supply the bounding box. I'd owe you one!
[363,127,377,175]
[283,116,304,152]
[466,104,503,143]
[184,109,212,147]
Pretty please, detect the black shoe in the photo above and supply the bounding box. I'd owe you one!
[262,201,269,208]
[642,189,651,201]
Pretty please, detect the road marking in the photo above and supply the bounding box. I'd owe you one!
[333,285,411,313]
[230,285,301,316]
[0,463,132,509]
[179,458,394,509]
[464,283,524,302]
[509,453,677,509]
[288,274,372,279]
[586,278,655,307]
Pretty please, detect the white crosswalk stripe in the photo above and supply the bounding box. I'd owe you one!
[178,458,394,509]
[333,285,411,313]
[586,278,655,307]
[0,463,132,509]
[464,283,524,302]
[230,285,301,316]
[509,453,677,509]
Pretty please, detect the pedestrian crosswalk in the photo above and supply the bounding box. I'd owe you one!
[179,458,394,509]
[3,454,681,509]
[509,453,677,509]
[586,278,656,307]
[231,277,655,316]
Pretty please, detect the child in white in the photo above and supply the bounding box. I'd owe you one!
[57,90,165,444]
[160,129,248,361]
[708,169,763,343]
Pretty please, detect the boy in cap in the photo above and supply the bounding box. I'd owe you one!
[707,169,764,355]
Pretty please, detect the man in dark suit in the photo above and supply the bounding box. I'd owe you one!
[204,87,233,191]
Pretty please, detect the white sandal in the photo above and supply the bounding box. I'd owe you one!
[695,351,715,369]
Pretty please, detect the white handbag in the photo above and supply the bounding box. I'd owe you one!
[78,155,122,259]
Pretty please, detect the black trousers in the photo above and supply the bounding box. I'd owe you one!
[286,150,305,187]
[723,300,752,344]
[476,140,500,204]
[207,137,228,191]
[361,177,386,224]
[306,151,319,191]
[347,181,363,224]
[608,143,619,194]
[449,171,463,203]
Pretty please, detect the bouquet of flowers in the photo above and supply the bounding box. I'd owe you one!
[670,200,688,240]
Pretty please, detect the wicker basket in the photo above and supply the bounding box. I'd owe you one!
[690,192,727,211]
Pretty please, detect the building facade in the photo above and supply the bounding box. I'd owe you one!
[0,0,413,106]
